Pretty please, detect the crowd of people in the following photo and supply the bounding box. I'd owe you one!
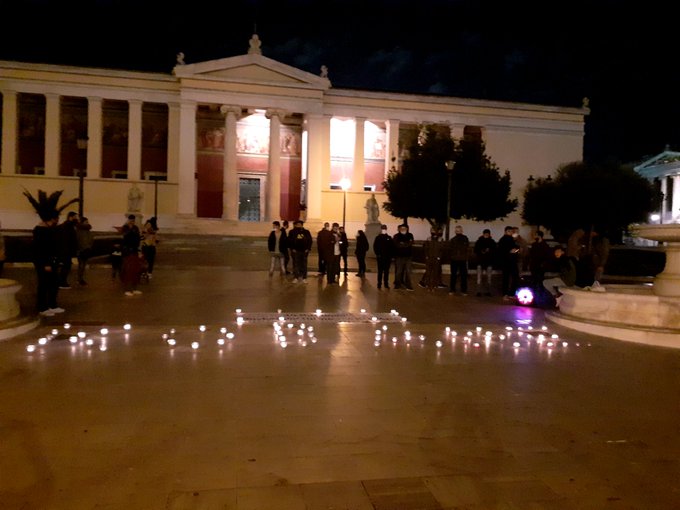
[267,220,608,307]
[28,211,160,316]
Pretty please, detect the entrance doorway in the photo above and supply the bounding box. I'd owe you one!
[239,177,262,221]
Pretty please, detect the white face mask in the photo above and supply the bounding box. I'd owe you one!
[512,233,518,238]
[381,229,387,234]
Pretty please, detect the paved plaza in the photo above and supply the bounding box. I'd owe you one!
[1,235,679,509]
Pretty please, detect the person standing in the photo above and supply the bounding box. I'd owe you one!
[421,227,444,291]
[473,228,496,296]
[33,213,63,316]
[328,223,342,283]
[281,220,291,274]
[141,216,159,278]
[76,216,94,285]
[448,225,470,295]
[338,226,349,276]
[528,230,552,287]
[316,222,330,276]
[354,230,369,277]
[316,222,336,283]
[373,224,394,289]
[288,220,313,282]
[57,211,79,289]
[498,225,521,299]
[392,224,414,290]
[120,215,143,296]
[267,221,287,276]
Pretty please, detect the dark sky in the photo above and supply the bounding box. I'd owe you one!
[1,0,678,166]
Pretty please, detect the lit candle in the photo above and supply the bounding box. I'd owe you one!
[26,344,36,352]
[191,342,199,349]
[100,328,109,335]
[123,323,131,330]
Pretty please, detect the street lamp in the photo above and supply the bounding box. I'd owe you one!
[444,160,455,240]
[149,175,164,218]
[340,177,351,228]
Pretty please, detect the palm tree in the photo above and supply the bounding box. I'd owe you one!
[23,189,79,222]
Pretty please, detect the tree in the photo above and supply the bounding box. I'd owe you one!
[521,161,661,241]
[382,125,518,227]
[23,189,80,221]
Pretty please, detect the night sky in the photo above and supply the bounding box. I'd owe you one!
[1,0,678,166]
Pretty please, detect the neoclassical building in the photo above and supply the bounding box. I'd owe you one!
[0,35,588,238]
[634,148,680,224]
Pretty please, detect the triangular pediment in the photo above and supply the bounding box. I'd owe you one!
[635,150,680,179]
[174,53,330,90]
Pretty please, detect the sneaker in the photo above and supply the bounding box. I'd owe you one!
[302,279,307,283]
[147,273,153,279]
[49,307,65,314]
[461,293,468,296]
[125,291,134,297]
[377,284,382,289]
[59,286,72,290]
[293,278,299,283]
[132,290,143,295]
[418,282,426,288]
[405,287,414,292]
[39,309,55,317]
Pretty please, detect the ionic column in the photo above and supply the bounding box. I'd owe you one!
[385,119,399,177]
[673,175,680,222]
[450,123,465,140]
[127,99,143,181]
[304,114,327,222]
[265,109,284,221]
[353,117,365,192]
[44,93,61,177]
[166,103,180,183]
[221,105,241,221]
[1,90,18,174]
[659,176,671,223]
[177,101,197,216]
[87,97,103,178]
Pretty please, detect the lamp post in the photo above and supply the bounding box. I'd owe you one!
[149,175,164,218]
[444,160,455,240]
[340,177,351,228]
[76,137,88,217]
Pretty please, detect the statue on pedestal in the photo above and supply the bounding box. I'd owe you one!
[365,193,380,224]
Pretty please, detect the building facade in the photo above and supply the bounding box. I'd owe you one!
[634,148,680,224]
[0,35,588,239]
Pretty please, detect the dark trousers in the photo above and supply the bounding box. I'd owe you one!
[394,256,413,289]
[449,260,468,292]
[292,250,308,279]
[356,254,366,275]
[377,258,391,287]
[501,261,520,296]
[77,249,92,283]
[142,245,157,274]
[35,265,58,312]
[325,255,340,283]
[340,252,348,274]
[58,258,72,287]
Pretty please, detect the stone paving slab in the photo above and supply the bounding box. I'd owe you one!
[1,237,679,509]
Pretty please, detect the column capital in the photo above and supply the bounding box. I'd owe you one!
[220,105,242,117]
[265,108,287,119]
[128,98,143,106]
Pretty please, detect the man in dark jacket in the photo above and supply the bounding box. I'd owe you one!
[57,211,79,289]
[289,220,313,282]
[497,225,520,299]
[373,224,394,289]
[473,228,496,296]
[449,225,470,295]
[317,222,337,283]
[528,230,552,287]
[392,224,414,290]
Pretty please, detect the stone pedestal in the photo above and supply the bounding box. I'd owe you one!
[365,222,382,257]
[0,278,21,321]
[631,224,680,297]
